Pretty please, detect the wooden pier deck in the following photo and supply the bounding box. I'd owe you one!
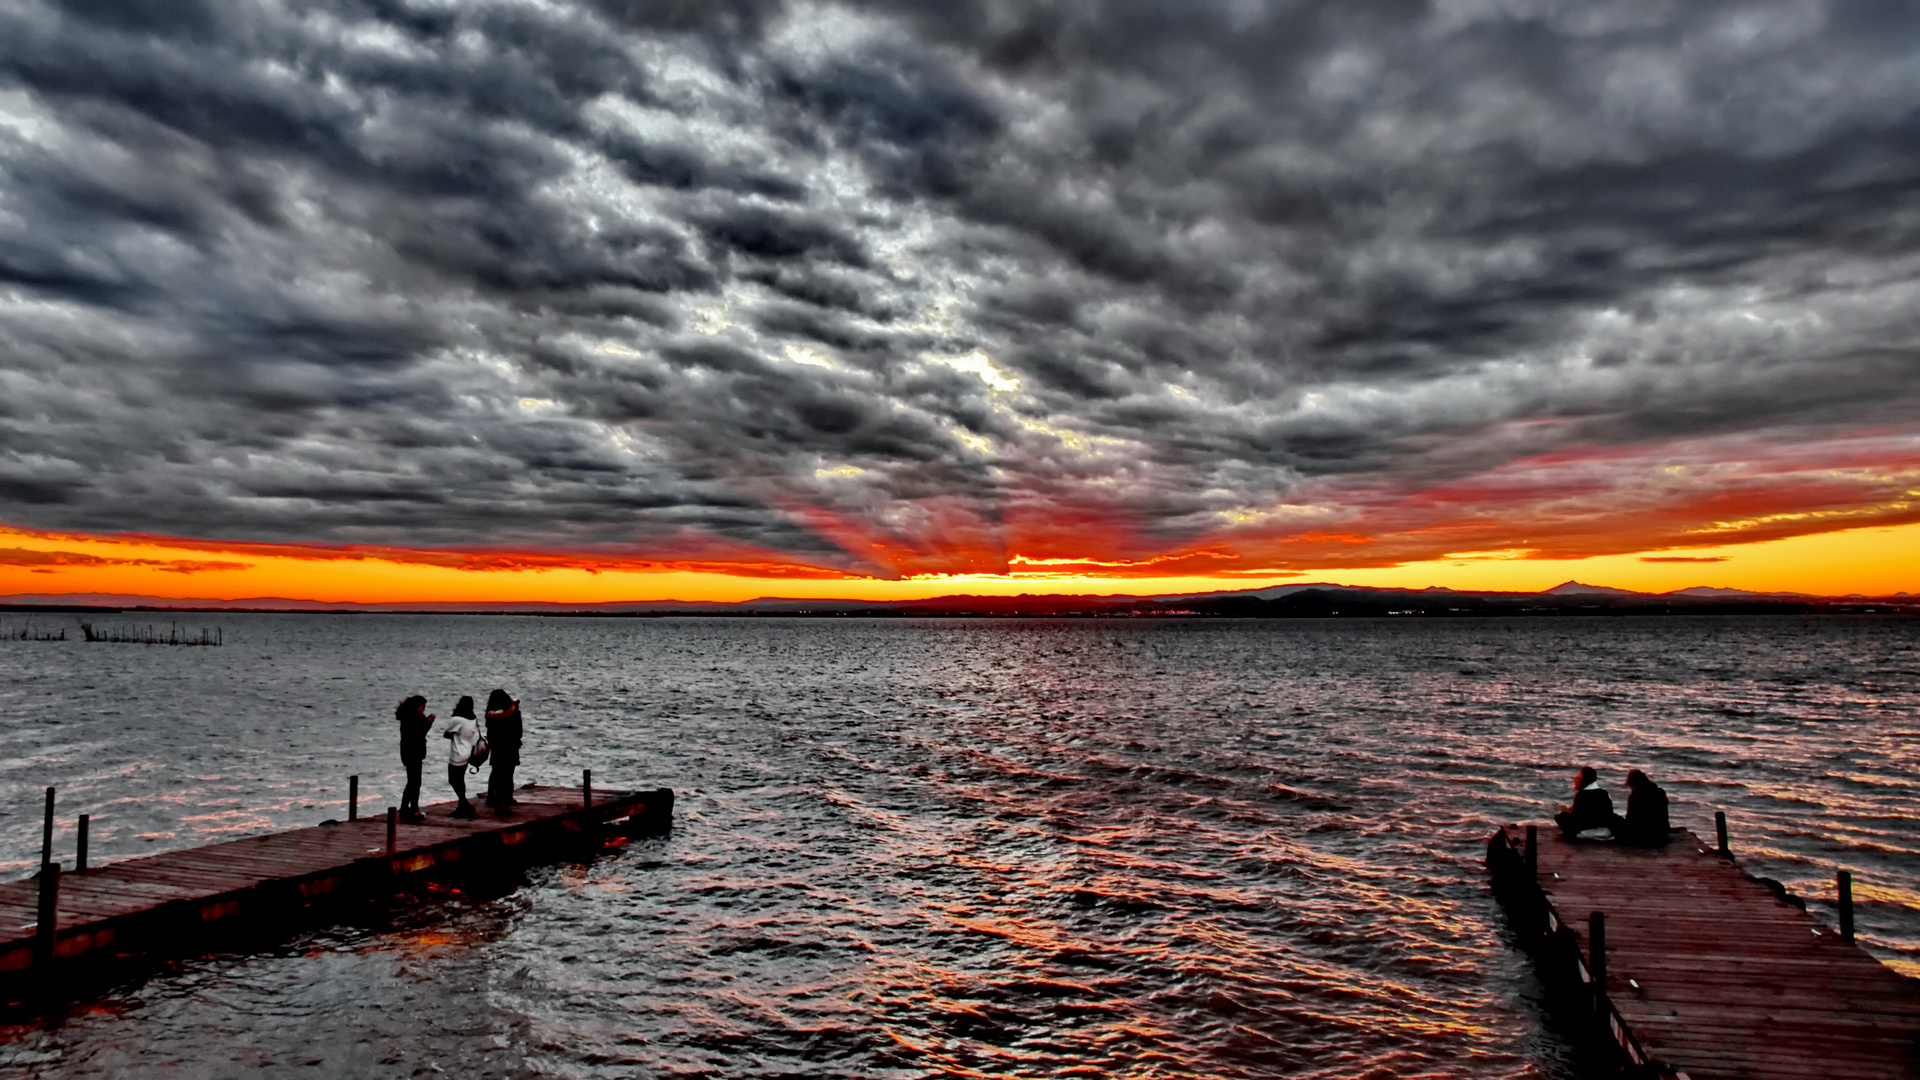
[1489,823,1920,1079]
[0,784,671,987]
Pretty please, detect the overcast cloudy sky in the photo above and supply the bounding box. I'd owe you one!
[2,0,1918,583]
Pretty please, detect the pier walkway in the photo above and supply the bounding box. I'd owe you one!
[1489,823,1920,1079]
[1,784,671,986]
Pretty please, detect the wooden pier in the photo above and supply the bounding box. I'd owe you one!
[1489,823,1920,1079]
[1,783,671,990]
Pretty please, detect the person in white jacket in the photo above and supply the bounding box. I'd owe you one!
[442,695,479,819]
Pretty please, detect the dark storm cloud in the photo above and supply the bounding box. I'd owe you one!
[2,0,1919,574]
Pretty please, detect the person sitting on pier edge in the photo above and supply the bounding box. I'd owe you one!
[443,695,480,819]
[1553,766,1619,840]
[396,695,434,823]
[483,689,522,811]
[1618,769,1672,845]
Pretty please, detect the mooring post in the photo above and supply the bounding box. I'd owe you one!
[386,806,397,859]
[1589,911,1607,1015]
[1715,811,1729,856]
[583,769,592,809]
[1838,870,1855,942]
[349,775,359,822]
[33,863,59,969]
[75,814,89,872]
[1524,824,1538,874]
[40,786,55,869]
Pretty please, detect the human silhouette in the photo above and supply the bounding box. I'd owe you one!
[1553,766,1619,839]
[1618,769,1672,845]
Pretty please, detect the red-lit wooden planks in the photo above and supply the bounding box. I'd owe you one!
[1498,824,1920,1080]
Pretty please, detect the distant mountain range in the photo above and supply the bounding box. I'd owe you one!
[1,581,1913,618]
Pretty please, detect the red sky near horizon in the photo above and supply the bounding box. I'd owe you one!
[6,427,1917,603]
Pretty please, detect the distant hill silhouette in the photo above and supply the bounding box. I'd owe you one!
[3,583,1914,618]
[1543,580,1644,597]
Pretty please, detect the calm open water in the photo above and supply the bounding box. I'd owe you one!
[0,614,1914,1078]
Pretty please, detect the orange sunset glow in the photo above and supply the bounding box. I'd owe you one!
[7,423,1919,604]
[3,515,1914,605]
[8,429,1919,604]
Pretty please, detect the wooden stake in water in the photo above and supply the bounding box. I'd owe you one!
[1838,870,1855,942]
[1715,811,1729,856]
[40,787,55,869]
[76,814,89,872]
[583,769,592,808]
[1524,824,1538,873]
[349,775,359,822]
[386,807,397,858]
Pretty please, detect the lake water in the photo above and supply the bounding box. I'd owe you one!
[0,614,1914,1078]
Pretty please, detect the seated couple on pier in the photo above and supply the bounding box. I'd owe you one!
[394,690,525,822]
[1554,766,1671,845]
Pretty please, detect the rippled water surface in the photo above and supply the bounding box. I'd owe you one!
[0,614,1915,1078]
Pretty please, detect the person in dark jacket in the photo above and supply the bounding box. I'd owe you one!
[1553,766,1620,839]
[1619,769,1672,845]
[484,689,523,810]
[396,695,433,822]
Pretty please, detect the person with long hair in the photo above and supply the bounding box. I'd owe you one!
[1553,765,1620,839]
[395,695,433,822]
[484,689,523,810]
[442,695,480,819]
[1619,769,1672,845]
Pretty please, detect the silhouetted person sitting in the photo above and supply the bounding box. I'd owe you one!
[1554,766,1619,839]
[1618,769,1672,845]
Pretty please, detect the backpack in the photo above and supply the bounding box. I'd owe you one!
[468,722,491,772]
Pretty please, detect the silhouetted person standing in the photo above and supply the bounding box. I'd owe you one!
[484,689,523,810]
[1620,769,1672,845]
[443,695,479,819]
[1554,766,1619,839]
[396,695,433,822]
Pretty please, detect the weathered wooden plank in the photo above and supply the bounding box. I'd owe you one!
[1628,999,1920,1022]
[17,895,146,924]
[1620,1037,1917,1069]
[96,864,270,891]
[50,877,214,904]
[155,850,346,879]
[1619,988,1920,1016]
[106,856,276,881]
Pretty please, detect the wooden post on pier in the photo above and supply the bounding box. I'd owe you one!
[40,787,55,869]
[33,864,59,969]
[1715,810,1729,856]
[583,769,592,808]
[76,814,89,872]
[1588,911,1607,1016]
[349,775,359,822]
[386,807,397,860]
[1838,870,1855,942]
[1524,825,1537,873]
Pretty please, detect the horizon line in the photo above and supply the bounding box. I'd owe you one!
[5,579,1916,613]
